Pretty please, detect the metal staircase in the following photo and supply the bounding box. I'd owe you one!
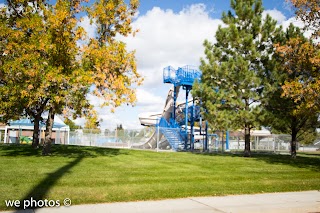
[160,65,202,151]
[158,117,186,150]
[161,128,185,150]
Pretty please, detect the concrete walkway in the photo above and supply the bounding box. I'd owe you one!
[5,191,320,213]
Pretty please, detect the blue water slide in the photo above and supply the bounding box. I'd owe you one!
[158,65,202,150]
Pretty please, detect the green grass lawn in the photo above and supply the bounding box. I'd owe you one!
[0,144,319,210]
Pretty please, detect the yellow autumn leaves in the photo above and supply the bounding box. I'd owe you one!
[0,0,142,124]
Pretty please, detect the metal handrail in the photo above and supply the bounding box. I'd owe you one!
[163,65,201,86]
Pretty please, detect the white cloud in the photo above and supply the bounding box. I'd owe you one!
[137,88,164,107]
[86,94,104,107]
[135,88,166,113]
[263,9,315,40]
[79,93,147,130]
[280,16,315,39]
[76,4,225,130]
[121,4,223,88]
[74,117,85,127]
[281,16,304,29]
[263,9,287,24]
[74,6,317,131]
[78,16,96,40]
[96,108,122,130]
[94,4,223,129]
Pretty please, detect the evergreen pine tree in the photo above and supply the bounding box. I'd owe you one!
[193,0,278,156]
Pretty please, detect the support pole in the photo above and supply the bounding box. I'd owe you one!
[204,121,208,151]
[19,125,22,143]
[185,87,190,150]
[221,131,224,153]
[191,99,195,151]
[156,118,160,152]
[67,129,70,145]
[199,115,202,134]
[226,130,230,151]
[4,126,8,144]
[173,86,177,121]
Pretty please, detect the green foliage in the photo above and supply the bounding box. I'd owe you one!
[0,0,142,150]
[19,136,32,144]
[84,110,102,131]
[0,1,52,121]
[117,124,124,130]
[83,0,143,112]
[64,118,80,130]
[194,0,277,130]
[193,0,278,155]
[263,24,320,154]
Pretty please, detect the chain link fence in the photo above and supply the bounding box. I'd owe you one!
[66,128,156,149]
[65,128,293,153]
[207,131,291,153]
[0,126,294,153]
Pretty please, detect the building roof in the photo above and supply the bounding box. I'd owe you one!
[9,116,69,130]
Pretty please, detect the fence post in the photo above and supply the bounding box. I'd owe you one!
[237,133,240,151]
[156,118,160,152]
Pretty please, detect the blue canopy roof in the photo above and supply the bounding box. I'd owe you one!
[10,117,68,129]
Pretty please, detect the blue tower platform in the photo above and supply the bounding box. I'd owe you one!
[158,65,202,151]
[156,65,229,152]
[163,65,201,86]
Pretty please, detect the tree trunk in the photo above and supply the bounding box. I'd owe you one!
[291,130,297,159]
[32,114,41,149]
[42,107,55,156]
[290,116,298,159]
[244,126,251,157]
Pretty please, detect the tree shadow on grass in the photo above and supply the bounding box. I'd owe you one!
[50,144,127,158]
[0,144,40,156]
[0,144,125,211]
[15,156,84,211]
[189,151,320,172]
[250,153,320,172]
[0,144,127,158]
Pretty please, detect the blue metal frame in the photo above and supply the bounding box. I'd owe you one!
[163,65,201,87]
[226,130,230,151]
[159,65,231,152]
[161,65,202,150]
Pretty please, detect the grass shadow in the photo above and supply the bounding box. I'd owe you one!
[15,156,83,211]
[0,144,40,156]
[0,144,126,158]
[189,151,320,172]
[50,144,126,158]
[0,144,126,211]
[189,150,240,157]
[251,153,320,172]
[297,152,320,157]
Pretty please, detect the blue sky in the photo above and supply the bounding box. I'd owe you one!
[138,0,293,17]
[0,0,303,130]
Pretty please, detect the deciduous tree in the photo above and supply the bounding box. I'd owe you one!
[84,109,101,129]
[0,0,142,155]
[41,0,91,155]
[83,0,143,112]
[288,0,320,38]
[0,1,53,148]
[280,0,320,112]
